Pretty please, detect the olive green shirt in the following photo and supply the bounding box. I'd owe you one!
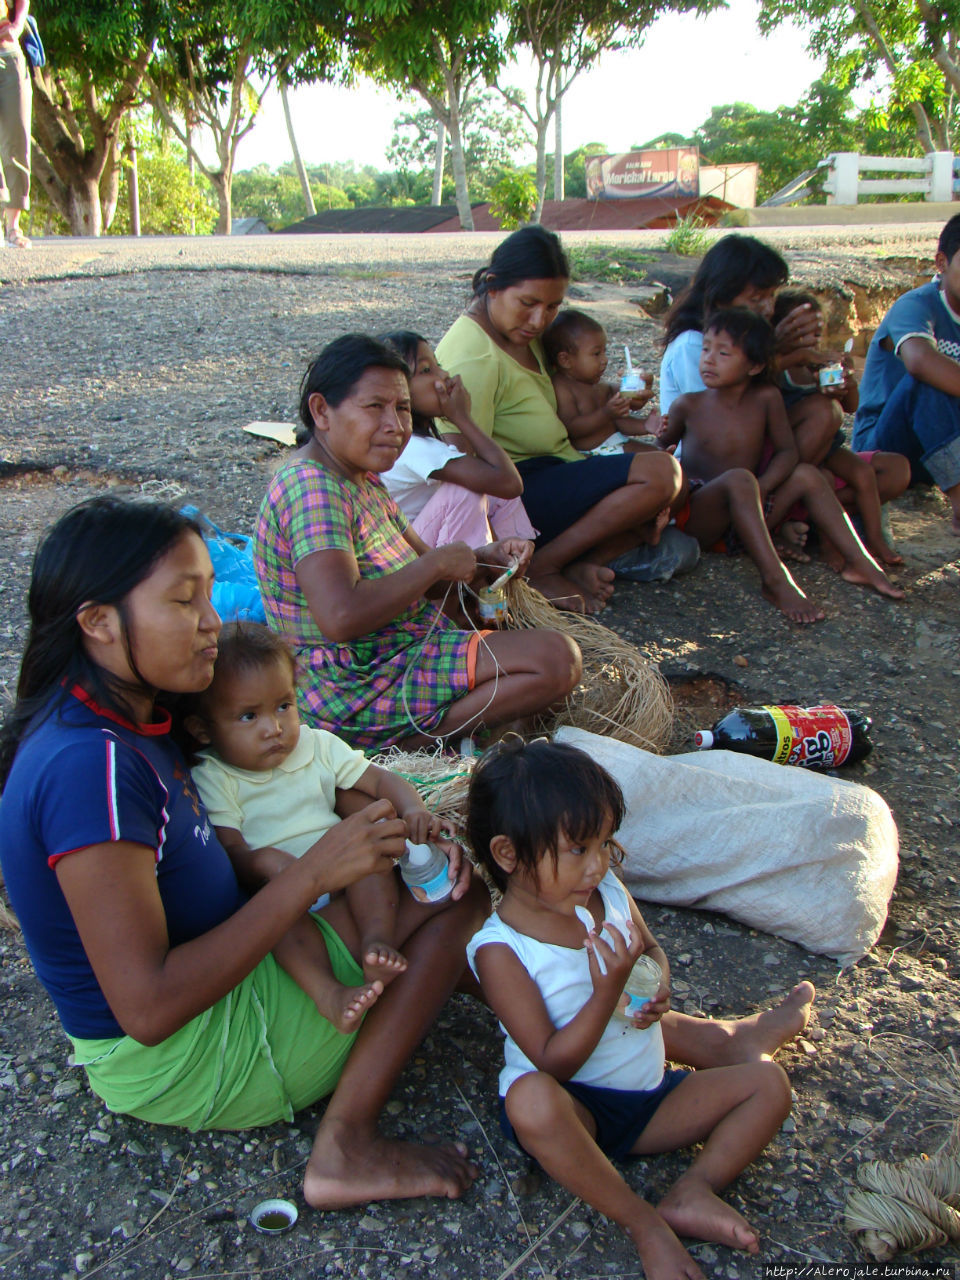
[435,315,582,464]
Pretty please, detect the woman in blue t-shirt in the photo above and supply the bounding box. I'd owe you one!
[0,496,485,1210]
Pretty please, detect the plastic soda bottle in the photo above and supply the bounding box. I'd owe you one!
[694,704,872,769]
[399,841,453,904]
[612,954,663,1025]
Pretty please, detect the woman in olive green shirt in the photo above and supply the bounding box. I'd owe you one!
[436,228,681,613]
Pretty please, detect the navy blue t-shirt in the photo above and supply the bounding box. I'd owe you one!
[0,687,247,1039]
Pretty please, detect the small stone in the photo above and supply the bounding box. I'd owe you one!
[797,1038,818,1056]
[780,1116,797,1133]
[126,1141,148,1157]
[116,1221,137,1240]
[442,1220,461,1235]
[732,654,748,668]
[75,1254,94,1274]
[87,1129,110,1145]
[358,1215,386,1232]
[807,1027,826,1041]
[423,1245,442,1260]
[848,1116,874,1136]
[385,1100,404,1115]
[174,1259,194,1274]
[52,1078,81,1100]
[762,953,780,966]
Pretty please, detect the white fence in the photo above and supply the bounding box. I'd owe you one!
[820,152,956,204]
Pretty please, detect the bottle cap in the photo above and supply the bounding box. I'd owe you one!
[405,841,433,866]
[695,730,713,749]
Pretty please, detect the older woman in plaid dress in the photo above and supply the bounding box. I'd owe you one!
[255,334,581,752]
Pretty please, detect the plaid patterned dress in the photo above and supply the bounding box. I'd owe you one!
[254,459,474,751]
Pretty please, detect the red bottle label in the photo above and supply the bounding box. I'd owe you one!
[763,704,853,768]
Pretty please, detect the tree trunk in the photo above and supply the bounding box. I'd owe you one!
[532,116,549,223]
[100,136,121,232]
[126,141,141,236]
[213,171,232,235]
[186,120,196,236]
[66,175,103,237]
[280,79,316,216]
[554,97,564,201]
[447,100,474,230]
[431,121,446,205]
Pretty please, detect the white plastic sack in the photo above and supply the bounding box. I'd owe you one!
[556,727,899,965]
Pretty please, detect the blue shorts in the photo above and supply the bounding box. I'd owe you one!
[500,1067,690,1162]
[516,454,634,546]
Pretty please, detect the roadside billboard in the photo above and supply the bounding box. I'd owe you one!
[585,148,700,200]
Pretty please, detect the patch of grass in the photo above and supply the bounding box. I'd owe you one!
[662,214,712,257]
[567,245,654,284]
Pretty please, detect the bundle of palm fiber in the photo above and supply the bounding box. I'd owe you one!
[846,1147,960,1260]
[505,578,673,752]
[369,746,473,832]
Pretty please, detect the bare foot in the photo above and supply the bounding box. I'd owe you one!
[840,555,905,600]
[658,1176,759,1254]
[641,505,671,545]
[627,1217,705,1280]
[362,940,408,988]
[304,1120,477,1209]
[527,571,587,613]
[818,532,845,573]
[566,561,616,612]
[867,536,903,566]
[775,520,810,563]
[710,982,816,1064]
[761,576,825,624]
[318,980,384,1034]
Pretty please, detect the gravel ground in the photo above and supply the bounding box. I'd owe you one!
[0,231,958,1280]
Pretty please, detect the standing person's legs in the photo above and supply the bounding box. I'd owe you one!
[854,374,960,532]
[303,878,490,1208]
[0,49,31,246]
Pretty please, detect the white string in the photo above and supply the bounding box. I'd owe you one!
[399,578,507,744]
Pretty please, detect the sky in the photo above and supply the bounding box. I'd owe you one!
[228,0,823,176]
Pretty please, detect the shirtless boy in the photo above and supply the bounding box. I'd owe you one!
[660,308,903,622]
[544,310,657,454]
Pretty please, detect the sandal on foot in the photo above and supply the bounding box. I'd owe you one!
[5,230,31,248]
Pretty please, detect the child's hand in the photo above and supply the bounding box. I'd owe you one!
[583,917,644,1002]
[626,384,655,414]
[401,805,436,846]
[435,374,472,424]
[630,978,672,1029]
[606,392,632,420]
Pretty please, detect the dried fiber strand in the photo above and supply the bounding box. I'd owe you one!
[505,579,674,752]
[846,1149,960,1261]
[369,746,473,830]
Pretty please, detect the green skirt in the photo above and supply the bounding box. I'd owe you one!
[69,918,362,1130]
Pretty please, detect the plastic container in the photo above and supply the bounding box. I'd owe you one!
[613,954,663,1024]
[620,371,646,394]
[818,363,844,387]
[477,584,509,624]
[695,704,873,770]
[399,841,453,904]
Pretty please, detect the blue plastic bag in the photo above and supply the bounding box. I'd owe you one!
[181,505,266,623]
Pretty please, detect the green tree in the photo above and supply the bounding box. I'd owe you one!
[111,138,218,235]
[347,0,505,229]
[503,0,720,218]
[232,164,351,227]
[488,169,538,226]
[388,90,532,202]
[28,2,173,235]
[758,0,960,152]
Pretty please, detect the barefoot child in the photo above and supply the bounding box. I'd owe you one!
[466,739,793,1280]
[544,310,657,455]
[379,331,537,552]
[660,308,903,618]
[181,622,453,1032]
[772,289,908,566]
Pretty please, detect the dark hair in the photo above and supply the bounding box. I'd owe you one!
[663,235,789,345]
[465,738,626,892]
[378,329,438,440]
[703,307,776,382]
[297,332,410,445]
[471,226,569,298]
[938,213,960,262]
[771,288,820,329]
[0,497,203,787]
[175,622,295,755]
[542,309,605,370]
